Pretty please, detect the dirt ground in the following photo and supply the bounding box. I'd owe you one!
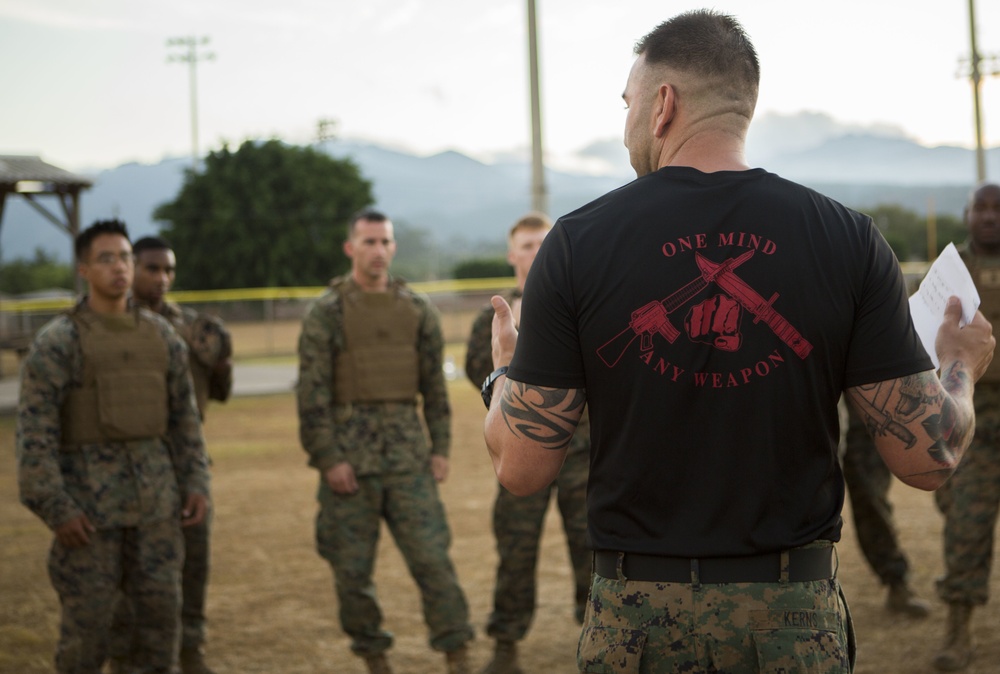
[2,382,999,674]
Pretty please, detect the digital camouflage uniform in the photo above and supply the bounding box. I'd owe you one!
[935,245,1000,606]
[16,301,210,674]
[297,275,473,658]
[466,291,592,640]
[109,301,232,660]
[579,542,853,674]
[841,406,913,588]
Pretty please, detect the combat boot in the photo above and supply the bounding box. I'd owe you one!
[364,653,393,674]
[934,603,974,671]
[445,645,471,674]
[179,646,217,674]
[886,581,931,618]
[479,640,523,674]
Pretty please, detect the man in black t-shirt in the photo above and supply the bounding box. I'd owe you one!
[481,10,995,674]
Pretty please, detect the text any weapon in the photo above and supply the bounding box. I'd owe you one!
[597,250,755,368]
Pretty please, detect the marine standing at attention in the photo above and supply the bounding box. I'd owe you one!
[466,213,591,674]
[107,235,233,674]
[297,209,474,674]
[16,219,210,674]
[932,182,1000,672]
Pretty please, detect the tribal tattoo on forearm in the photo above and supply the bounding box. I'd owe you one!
[498,381,585,451]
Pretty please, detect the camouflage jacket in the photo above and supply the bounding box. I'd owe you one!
[152,300,233,417]
[16,302,210,531]
[297,275,451,475]
[465,289,590,454]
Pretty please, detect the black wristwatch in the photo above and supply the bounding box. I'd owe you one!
[480,366,509,409]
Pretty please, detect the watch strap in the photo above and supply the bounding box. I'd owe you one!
[480,366,509,410]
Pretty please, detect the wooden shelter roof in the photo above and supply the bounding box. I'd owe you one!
[0,155,93,190]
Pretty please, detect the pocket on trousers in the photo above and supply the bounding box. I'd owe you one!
[749,609,850,673]
[838,584,857,670]
[577,626,646,674]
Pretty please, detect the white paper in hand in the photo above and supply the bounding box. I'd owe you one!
[908,242,980,368]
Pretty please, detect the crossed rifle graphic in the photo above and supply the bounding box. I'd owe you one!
[597,250,814,368]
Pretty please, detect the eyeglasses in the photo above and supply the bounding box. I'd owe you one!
[91,252,135,266]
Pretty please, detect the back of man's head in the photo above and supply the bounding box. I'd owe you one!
[635,9,759,115]
[75,219,131,262]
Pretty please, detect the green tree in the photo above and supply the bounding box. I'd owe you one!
[0,248,75,294]
[930,213,966,258]
[156,140,373,289]
[452,258,512,279]
[391,221,442,281]
[864,204,966,262]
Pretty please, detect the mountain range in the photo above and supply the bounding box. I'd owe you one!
[2,112,997,264]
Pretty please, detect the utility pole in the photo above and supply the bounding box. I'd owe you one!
[961,0,999,181]
[527,0,548,215]
[167,36,214,169]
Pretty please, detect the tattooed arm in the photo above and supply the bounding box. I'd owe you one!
[486,379,586,495]
[484,295,586,495]
[845,297,994,491]
[844,368,974,490]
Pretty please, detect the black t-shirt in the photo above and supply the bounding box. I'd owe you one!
[509,167,932,557]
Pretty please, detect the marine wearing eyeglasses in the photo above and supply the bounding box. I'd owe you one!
[15,218,210,674]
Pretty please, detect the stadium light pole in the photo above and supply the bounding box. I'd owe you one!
[167,36,214,169]
[527,0,548,215]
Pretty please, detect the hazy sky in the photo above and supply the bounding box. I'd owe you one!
[2,0,999,173]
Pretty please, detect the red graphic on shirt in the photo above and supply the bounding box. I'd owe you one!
[694,253,812,359]
[597,250,813,368]
[685,295,742,351]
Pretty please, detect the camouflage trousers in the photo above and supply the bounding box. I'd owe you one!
[486,445,591,641]
[842,407,910,587]
[47,519,183,674]
[578,546,855,673]
[315,471,474,656]
[934,386,1000,605]
[108,507,213,657]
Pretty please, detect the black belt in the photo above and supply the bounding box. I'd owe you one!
[593,546,834,584]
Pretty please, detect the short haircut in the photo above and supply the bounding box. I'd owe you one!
[75,219,131,262]
[508,212,552,242]
[348,208,390,235]
[968,181,1000,203]
[132,236,173,257]
[635,10,759,107]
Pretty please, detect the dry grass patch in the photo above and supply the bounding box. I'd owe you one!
[1,384,998,673]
